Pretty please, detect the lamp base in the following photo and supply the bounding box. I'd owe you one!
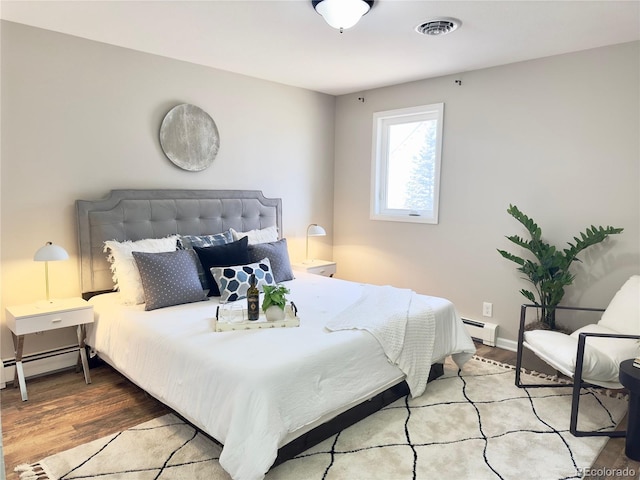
[302,259,328,266]
[34,299,59,309]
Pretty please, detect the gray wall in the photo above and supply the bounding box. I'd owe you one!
[333,41,640,345]
[1,20,638,379]
[0,21,336,373]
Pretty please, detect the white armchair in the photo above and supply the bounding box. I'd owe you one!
[515,275,640,437]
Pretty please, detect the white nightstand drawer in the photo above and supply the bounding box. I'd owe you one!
[6,299,94,335]
[7,308,93,335]
[306,264,337,277]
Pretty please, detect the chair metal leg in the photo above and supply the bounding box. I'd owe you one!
[569,334,625,438]
[515,305,525,388]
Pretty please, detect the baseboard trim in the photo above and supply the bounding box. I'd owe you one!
[496,336,517,352]
[1,348,78,389]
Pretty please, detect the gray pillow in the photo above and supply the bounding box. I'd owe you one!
[132,250,207,311]
[248,238,294,283]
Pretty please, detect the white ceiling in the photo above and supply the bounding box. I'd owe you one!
[2,0,639,96]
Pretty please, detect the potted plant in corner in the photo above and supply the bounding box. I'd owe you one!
[262,284,290,321]
[497,204,623,331]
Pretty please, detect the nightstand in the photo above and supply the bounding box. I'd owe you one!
[5,298,94,401]
[292,260,337,277]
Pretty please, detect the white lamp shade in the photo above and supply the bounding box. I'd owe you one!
[307,224,327,237]
[34,242,69,262]
[314,0,371,30]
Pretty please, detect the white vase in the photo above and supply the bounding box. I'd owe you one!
[265,305,285,322]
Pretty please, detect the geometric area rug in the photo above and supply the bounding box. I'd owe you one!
[16,356,628,480]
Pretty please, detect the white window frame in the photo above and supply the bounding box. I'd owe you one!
[370,103,444,224]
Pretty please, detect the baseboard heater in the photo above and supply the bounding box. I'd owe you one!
[462,318,498,347]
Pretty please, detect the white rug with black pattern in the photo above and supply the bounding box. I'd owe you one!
[16,357,628,480]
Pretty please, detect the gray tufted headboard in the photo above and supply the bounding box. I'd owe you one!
[76,189,282,296]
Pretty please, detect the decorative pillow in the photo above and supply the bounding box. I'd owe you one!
[248,238,294,283]
[104,235,179,305]
[177,231,233,250]
[177,231,234,288]
[230,225,278,245]
[211,257,276,303]
[132,250,207,311]
[194,237,250,297]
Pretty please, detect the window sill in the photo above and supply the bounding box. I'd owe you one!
[370,213,438,225]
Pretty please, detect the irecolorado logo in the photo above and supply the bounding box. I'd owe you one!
[578,467,637,478]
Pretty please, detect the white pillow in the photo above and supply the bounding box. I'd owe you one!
[570,324,640,383]
[524,324,640,386]
[598,275,640,335]
[230,226,278,245]
[104,235,179,305]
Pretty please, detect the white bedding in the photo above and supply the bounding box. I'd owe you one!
[326,285,436,396]
[87,271,475,480]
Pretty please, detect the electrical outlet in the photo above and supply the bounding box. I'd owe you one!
[482,302,493,318]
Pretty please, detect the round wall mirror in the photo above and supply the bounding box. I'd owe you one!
[159,104,220,171]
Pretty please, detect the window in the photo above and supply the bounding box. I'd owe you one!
[370,103,443,224]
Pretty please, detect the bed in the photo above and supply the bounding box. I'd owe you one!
[76,189,476,480]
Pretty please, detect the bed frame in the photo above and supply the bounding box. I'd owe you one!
[75,188,443,468]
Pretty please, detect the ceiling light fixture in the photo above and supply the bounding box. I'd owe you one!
[312,0,374,33]
[415,17,462,36]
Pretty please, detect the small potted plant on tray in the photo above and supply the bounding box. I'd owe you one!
[262,284,290,321]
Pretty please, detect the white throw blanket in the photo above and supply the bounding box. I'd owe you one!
[325,285,436,397]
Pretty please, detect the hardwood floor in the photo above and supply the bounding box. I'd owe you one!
[2,344,639,480]
[1,364,171,480]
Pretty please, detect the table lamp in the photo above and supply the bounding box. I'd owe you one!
[34,241,69,302]
[305,224,326,263]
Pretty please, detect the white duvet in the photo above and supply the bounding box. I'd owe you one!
[88,272,475,480]
[326,285,436,396]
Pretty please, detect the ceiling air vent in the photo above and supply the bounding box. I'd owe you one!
[415,17,461,36]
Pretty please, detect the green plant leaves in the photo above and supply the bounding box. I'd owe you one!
[563,225,624,263]
[498,205,623,329]
[520,289,537,303]
[262,284,290,312]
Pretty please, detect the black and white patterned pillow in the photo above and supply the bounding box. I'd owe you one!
[177,231,233,250]
[248,238,294,283]
[211,257,276,303]
[132,250,207,311]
